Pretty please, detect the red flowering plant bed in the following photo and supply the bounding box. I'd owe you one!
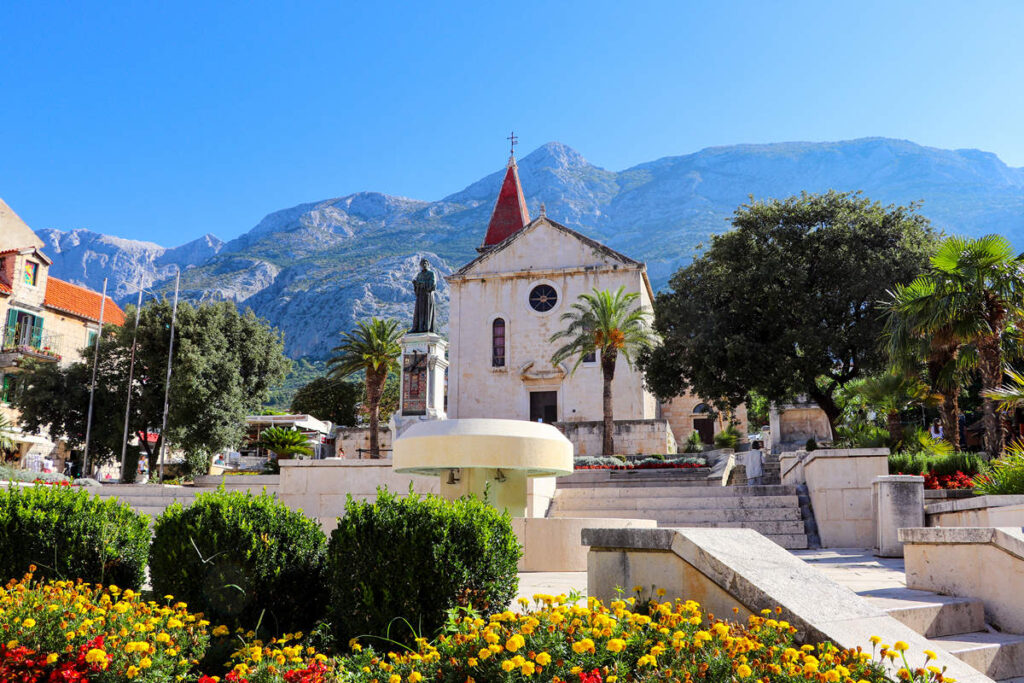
[923,471,975,490]
[574,456,707,471]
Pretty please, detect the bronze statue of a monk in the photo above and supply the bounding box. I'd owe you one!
[411,258,436,333]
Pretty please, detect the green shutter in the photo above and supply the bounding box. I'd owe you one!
[30,315,43,348]
[4,309,17,346]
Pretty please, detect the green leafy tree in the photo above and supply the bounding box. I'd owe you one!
[14,299,290,478]
[643,191,936,438]
[290,376,362,426]
[550,287,658,455]
[328,318,404,458]
[257,426,314,459]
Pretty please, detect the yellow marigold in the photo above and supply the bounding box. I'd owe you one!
[505,634,525,652]
[606,638,626,653]
[140,656,152,669]
[389,676,401,683]
[85,648,109,667]
[212,625,230,637]
[501,660,516,673]
[572,638,596,654]
[468,657,478,667]
[894,641,909,652]
[737,664,752,678]
[869,636,881,645]
[408,672,422,683]
[46,653,59,664]
[535,652,551,666]
[22,618,36,628]
[521,661,536,676]
[478,648,491,661]
[924,649,937,661]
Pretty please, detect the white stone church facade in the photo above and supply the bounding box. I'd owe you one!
[443,154,744,455]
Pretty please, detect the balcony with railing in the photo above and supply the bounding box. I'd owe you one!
[0,321,66,368]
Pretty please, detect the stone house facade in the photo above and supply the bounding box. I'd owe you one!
[0,199,125,465]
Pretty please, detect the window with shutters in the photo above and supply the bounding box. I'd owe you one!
[492,318,506,368]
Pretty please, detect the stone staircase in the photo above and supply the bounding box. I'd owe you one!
[549,471,811,549]
[89,484,199,519]
[799,551,1024,682]
[865,588,1024,681]
[762,452,781,485]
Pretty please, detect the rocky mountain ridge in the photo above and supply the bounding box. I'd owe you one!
[36,138,1024,358]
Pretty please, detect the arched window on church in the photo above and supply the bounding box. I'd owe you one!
[492,318,506,368]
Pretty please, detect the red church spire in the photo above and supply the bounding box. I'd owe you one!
[481,150,531,248]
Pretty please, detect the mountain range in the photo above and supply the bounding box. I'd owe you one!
[36,137,1024,359]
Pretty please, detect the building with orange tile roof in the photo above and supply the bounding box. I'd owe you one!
[1,200,126,467]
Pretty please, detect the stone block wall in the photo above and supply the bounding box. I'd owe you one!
[277,460,438,532]
[801,448,889,548]
[335,427,392,459]
[555,418,677,456]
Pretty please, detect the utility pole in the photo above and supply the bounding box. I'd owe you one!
[158,270,180,482]
[82,278,107,478]
[119,286,144,482]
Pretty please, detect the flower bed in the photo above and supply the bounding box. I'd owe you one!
[0,575,952,683]
[574,456,707,471]
[923,471,975,490]
[340,593,938,683]
[0,569,208,682]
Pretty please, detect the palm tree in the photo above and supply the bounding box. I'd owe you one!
[257,426,314,460]
[550,287,658,455]
[328,318,404,458]
[849,371,939,444]
[883,276,971,451]
[0,411,16,457]
[927,235,1024,456]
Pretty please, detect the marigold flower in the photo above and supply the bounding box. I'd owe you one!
[536,652,552,666]
[737,663,753,677]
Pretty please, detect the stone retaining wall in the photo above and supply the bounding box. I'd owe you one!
[554,419,677,456]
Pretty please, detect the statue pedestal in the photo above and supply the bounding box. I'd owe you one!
[391,332,448,439]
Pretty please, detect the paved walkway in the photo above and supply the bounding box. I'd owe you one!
[792,548,909,594]
[516,572,588,607]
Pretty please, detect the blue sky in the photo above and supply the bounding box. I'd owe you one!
[2,1,1023,246]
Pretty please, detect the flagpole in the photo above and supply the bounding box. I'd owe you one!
[158,270,180,482]
[82,278,107,478]
[119,285,144,482]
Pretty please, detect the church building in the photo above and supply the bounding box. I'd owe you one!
[445,153,738,454]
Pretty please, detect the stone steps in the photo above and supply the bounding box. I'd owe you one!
[929,631,1024,681]
[551,506,802,524]
[857,578,1023,679]
[549,494,799,511]
[550,483,811,549]
[553,484,801,497]
[861,589,986,638]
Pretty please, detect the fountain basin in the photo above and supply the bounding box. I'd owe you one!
[393,419,573,517]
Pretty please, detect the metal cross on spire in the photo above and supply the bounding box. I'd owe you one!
[507,131,518,155]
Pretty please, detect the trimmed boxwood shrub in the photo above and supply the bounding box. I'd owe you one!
[0,483,149,588]
[327,488,521,643]
[149,488,327,634]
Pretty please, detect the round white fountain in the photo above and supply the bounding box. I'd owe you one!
[392,418,573,518]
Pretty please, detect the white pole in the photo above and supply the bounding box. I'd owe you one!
[82,278,107,477]
[119,286,144,482]
[158,270,180,482]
